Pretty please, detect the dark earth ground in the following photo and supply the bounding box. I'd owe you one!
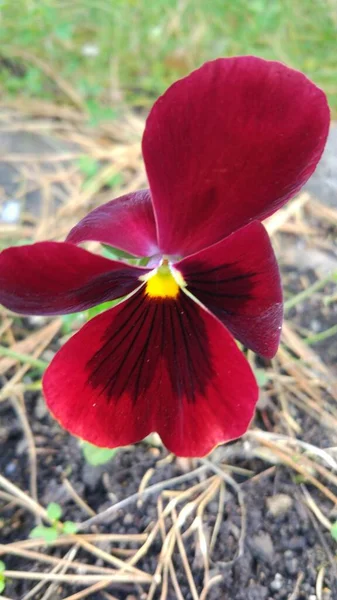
[0,123,336,599]
[1,389,336,600]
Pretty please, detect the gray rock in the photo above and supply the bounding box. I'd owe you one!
[306,124,337,207]
[0,199,21,223]
[34,396,49,420]
[16,438,28,455]
[246,584,269,600]
[249,532,274,564]
[0,124,78,223]
[266,494,293,517]
[82,463,105,490]
[41,478,73,505]
[5,461,17,475]
[284,550,299,575]
[270,573,283,592]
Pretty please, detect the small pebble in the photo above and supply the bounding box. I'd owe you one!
[5,461,17,475]
[270,573,283,592]
[284,550,298,575]
[0,199,21,223]
[34,396,48,420]
[266,493,293,517]
[246,585,269,600]
[16,439,28,456]
[82,464,105,490]
[42,349,56,362]
[81,43,100,57]
[249,532,274,564]
[123,513,133,526]
[28,315,47,327]
[310,318,322,333]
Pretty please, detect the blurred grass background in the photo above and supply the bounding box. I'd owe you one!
[0,0,336,117]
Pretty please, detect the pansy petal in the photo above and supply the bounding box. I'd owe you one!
[175,221,282,358]
[43,288,258,457]
[67,189,158,257]
[143,57,329,256]
[0,241,149,315]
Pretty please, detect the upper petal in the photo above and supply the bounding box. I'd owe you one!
[0,241,149,315]
[175,221,282,358]
[67,189,159,257]
[43,287,258,457]
[143,57,329,256]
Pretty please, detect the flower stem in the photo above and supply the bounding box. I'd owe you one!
[303,323,337,346]
[0,346,48,371]
[284,271,337,312]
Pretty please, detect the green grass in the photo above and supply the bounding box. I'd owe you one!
[0,0,336,115]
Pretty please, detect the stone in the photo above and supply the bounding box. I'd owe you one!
[306,124,337,208]
[266,494,293,517]
[0,123,79,223]
[246,584,269,600]
[284,550,299,576]
[249,532,274,564]
[270,573,283,592]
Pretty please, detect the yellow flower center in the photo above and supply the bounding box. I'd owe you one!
[142,261,185,299]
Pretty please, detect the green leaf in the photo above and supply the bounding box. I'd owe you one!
[86,100,117,126]
[54,22,73,41]
[63,521,78,534]
[87,300,118,319]
[331,521,337,541]
[292,474,307,485]
[30,526,59,543]
[105,173,123,188]
[254,369,271,388]
[101,244,136,260]
[24,67,44,94]
[0,576,5,593]
[0,561,5,572]
[82,441,117,466]
[77,156,100,179]
[61,312,86,334]
[47,502,62,521]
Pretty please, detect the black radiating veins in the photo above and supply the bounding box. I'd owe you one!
[87,288,214,405]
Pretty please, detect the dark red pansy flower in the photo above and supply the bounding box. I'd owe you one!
[0,57,329,457]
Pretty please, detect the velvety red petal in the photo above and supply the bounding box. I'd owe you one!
[175,221,282,358]
[67,189,158,257]
[43,288,258,457]
[0,241,149,315]
[143,57,329,256]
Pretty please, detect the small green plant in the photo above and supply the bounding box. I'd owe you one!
[0,560,6,593]
[101,244,137,261]
[77,156,100,179]
[81,441,117,466]
[30,524,59,544]
[61,311,86,334]
[254,368,271,388]
[30,502,78,544]
[330,521,337,542]
[106,173,123,188]
[86,100,117,126]
[86,300,119,320]
[63,521,79,534]
[47,502,62,521]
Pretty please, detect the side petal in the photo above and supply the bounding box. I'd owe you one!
[67,189,159,257]
[175,221,282,358]
[43,288,258,457]
[0,241,149,315]
[143,57,329,256]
